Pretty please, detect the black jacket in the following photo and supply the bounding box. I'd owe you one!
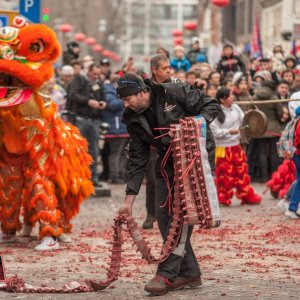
[67,75,102,119]
[217,54,246,76]
[63,50,79,65]
[123,80,221,195]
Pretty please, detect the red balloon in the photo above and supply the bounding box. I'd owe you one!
[172,29,182,37]
[74,32,86,42]
[85,37,97,46]
[212,0,230,7]
[59,24,73,33]
[92,44,104,52]
[183,21,197,31]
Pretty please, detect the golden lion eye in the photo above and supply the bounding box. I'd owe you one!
[30,40,44,53]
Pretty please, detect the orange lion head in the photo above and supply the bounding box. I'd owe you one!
[0,16,61,108]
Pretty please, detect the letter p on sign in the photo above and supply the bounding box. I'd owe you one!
[25,0,34,12]
[19,0,40,23]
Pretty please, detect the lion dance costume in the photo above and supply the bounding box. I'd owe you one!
[0,17,93,246]
[215,145,261,205]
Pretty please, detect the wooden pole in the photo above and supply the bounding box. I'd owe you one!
[236,98,300,105]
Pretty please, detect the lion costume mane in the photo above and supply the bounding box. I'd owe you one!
[0,17,93,239]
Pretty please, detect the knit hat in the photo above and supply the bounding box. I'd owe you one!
[61,65,74,76]
[174,45,185,53]
[253,71,267,81]
[116,74,147,98]
[191,36,199,44]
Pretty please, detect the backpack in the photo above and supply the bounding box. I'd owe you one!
[277,116,300,159]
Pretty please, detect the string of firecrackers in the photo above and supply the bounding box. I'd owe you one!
[3,117,218,293]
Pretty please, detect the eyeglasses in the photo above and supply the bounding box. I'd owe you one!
[114,80,141,89]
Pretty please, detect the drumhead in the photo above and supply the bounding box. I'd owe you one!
[242,109,267,138]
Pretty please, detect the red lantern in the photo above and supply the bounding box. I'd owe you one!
[173,37,183,46]
[85,37,97,46]
[92,44,104,52]
[74,32,86,42]
[111,54,121,62]
[110,53,121,62]
[59,24,73,33]
[102,50,112,57]
[172,29,182,37]
[114,56,121,63]
[183,22,197,31]
[212,0,230,7]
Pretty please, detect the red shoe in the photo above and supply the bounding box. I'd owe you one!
[144,275,172,295]
[171,276,202,290]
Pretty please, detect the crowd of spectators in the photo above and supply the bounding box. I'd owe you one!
[49,38,300,191]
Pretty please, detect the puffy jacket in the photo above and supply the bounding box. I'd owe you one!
[123,79,221,195]
[100,83,128,136]
[170,57,191,72]
[187,49,208,65]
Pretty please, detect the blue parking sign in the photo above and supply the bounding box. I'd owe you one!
[19,0,40,23]
[0,15,8,27]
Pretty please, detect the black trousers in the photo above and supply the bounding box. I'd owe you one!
[155,177,201,281]
[145,149,157,217]
[107,138,129,180]
[253,137,280,180]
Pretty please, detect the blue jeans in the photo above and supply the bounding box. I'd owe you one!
[76,118,101,183]
[289,155,300,212]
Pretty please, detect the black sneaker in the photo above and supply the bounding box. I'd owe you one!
[93,181,103,188]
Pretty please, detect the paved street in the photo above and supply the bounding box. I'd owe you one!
[0,183,299,300]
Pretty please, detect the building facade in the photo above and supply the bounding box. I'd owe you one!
[223,0,262,47]
[122,0,200,69]
[222,0,300,54]
[260,0,300,52]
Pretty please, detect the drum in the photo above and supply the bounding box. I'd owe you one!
[242,109,268,138]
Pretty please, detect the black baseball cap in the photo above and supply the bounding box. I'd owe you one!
[100,58,110,66]
[116,74,147,98]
